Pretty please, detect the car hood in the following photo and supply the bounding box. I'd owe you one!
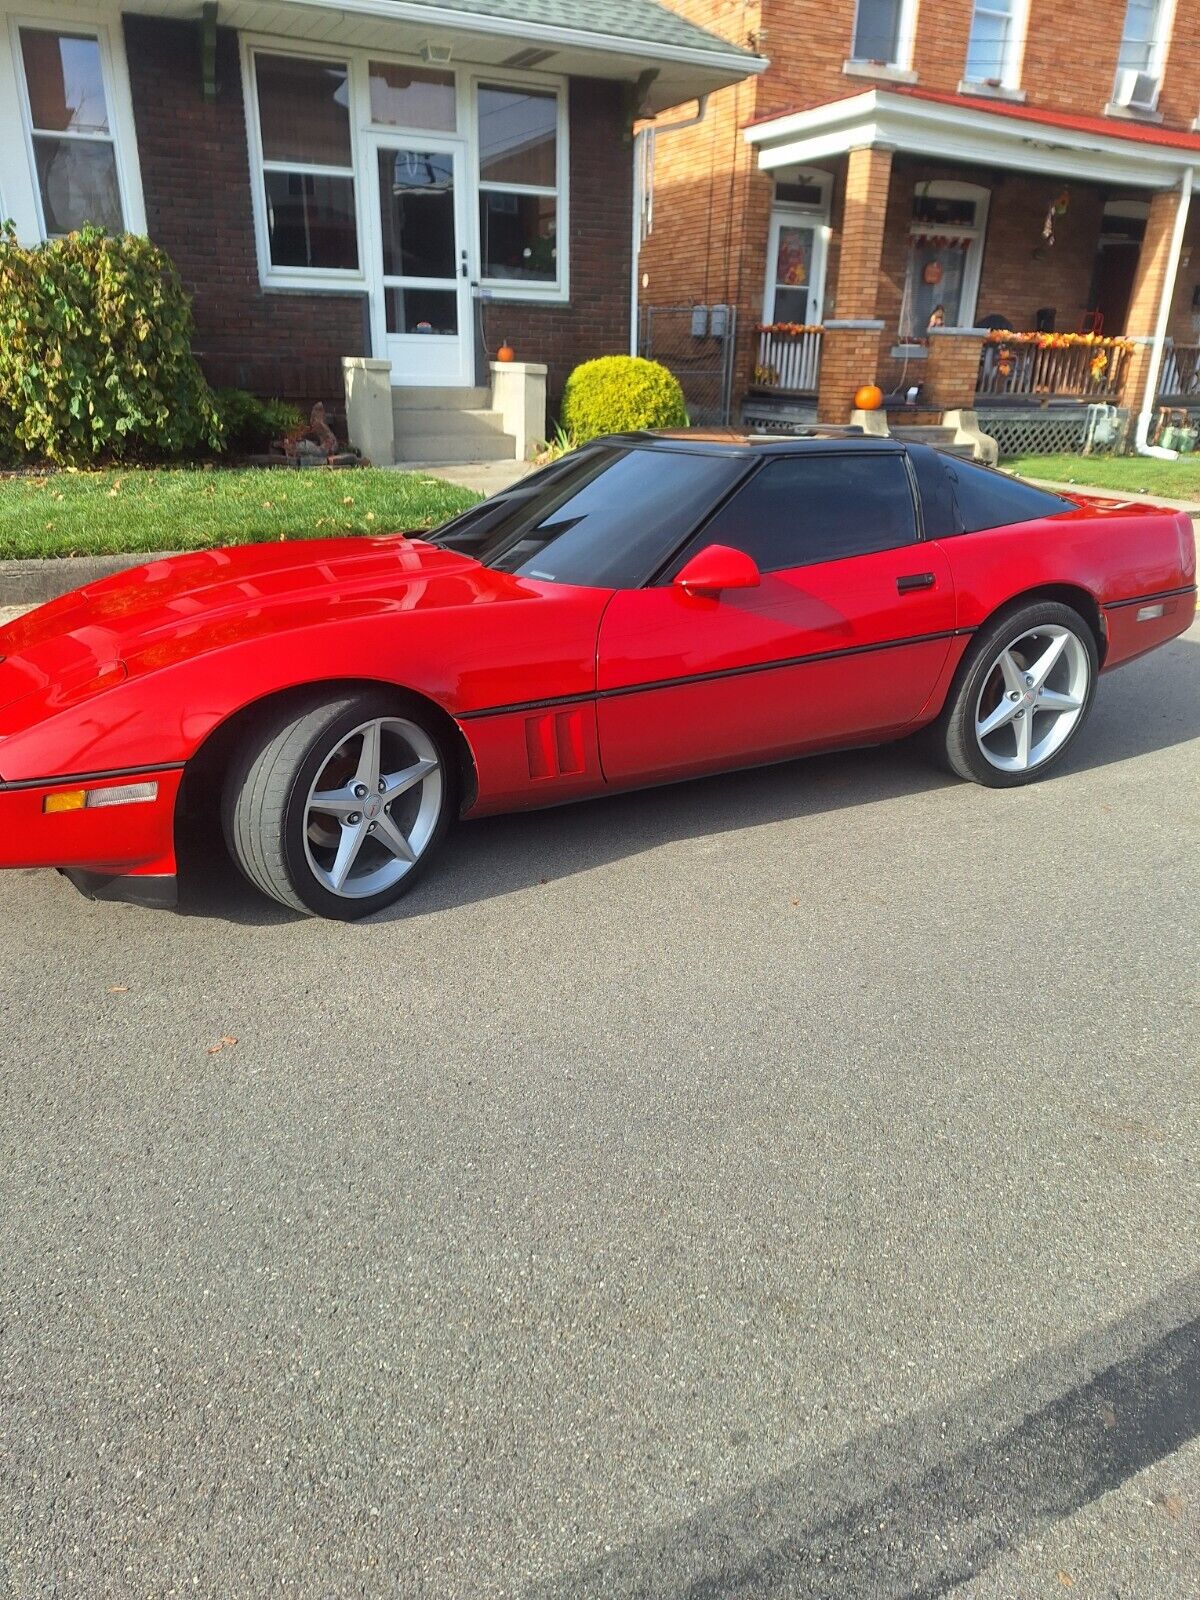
[0,535,520,715]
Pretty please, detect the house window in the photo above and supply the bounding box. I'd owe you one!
[252,52,358,272]
[901,182,989,337]
[851,0,911,66]
[1116,0,1164,74]
[477,83,559,284]
[16,27,124,235]
[964,0,1022,87]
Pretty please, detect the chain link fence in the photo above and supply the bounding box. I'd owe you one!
[638,305,737,426]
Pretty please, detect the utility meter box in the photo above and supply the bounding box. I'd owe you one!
[691,304,708,338]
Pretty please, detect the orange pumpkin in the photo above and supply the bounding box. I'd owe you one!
[497,341,516,362]
[854,383,883,411]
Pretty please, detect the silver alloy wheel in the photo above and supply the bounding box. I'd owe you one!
[302,716,443,899]
[974,623,1090,774]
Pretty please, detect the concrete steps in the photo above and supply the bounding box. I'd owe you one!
[890,423,975,459]
[391,387,517,465]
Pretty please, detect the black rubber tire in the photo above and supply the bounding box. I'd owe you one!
[937,600,1099,787]
[221,690,454,919]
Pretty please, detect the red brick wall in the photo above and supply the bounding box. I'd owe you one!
[123,16,364,407]
[123,18,631,414]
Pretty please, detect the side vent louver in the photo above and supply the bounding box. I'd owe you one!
[524,711,585,779]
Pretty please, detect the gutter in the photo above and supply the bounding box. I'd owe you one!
[1135,166,1194,461]
[630,97,711,354]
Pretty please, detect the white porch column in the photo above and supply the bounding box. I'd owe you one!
[490,361,547,461]
[342,357,395,467]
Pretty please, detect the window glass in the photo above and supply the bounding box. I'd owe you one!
[33,139,122,233]
[853,0,904,62]
[943,458,1072,533]
[263,171,358,269]
[678,454,917,573]
[964,0,1015,83]
[431,447,745,588]
[1117,0,1160,73]
[369,62,456,130]
[478,86,556,186]
[378,148,455,278]
[256,54,352,167]
[480,191,556,281]
[20,31,108,133]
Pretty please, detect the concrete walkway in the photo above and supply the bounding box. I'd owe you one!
[393,460,535,496]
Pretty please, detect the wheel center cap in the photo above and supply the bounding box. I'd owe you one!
[364,797,381,820]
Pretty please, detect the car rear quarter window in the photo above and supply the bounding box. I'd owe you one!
[941,456,1073,533]
[671,452,918,575]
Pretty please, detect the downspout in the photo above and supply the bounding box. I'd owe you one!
[630,96,710,355]
[1135,165,1193,459]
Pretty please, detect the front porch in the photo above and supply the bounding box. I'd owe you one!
[740,88,1200,455]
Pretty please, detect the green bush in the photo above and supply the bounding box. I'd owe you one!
[215,388,304,452]
[560,355,687,443]
[0,223,223,465]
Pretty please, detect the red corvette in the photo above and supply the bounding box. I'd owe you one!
[0,431,1194,919]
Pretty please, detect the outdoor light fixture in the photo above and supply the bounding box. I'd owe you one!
[419,41,452,65]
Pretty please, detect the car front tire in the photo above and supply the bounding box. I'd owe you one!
[222,691,454,919]
[938,600,1099,787]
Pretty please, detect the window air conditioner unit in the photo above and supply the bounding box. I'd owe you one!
[1113,68,1160,112]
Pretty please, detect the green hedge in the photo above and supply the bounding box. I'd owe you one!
[560,355,687,443]
[0,224,223,465]
[215,389,304,453]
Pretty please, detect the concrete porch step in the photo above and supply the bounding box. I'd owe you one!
[395,407,510,442]
[394,429,517,464]
[392,386,491,411]
[890,423,976,459]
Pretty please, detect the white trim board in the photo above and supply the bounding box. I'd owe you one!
[746,88,1200,190]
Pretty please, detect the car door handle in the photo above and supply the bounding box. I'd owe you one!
[896,572,936,593]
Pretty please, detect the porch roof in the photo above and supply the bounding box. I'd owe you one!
[127,0,765,113]
[745,87,1200,189]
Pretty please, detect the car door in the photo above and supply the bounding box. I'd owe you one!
[596,448,957,785]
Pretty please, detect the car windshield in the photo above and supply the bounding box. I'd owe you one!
[427,444,746,589]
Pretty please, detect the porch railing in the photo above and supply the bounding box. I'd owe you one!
[976,336,1131,402]
[754,326,823,394]
[1159,342,1200,399]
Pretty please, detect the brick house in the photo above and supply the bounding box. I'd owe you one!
[0,0,761,461]
[638,0,1200,454]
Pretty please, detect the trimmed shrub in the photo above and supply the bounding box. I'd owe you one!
[0,223,223,464]
[215,388,304,453]
[560,355,687,443]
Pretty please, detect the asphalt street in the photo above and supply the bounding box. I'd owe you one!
[1,616,1198,1598]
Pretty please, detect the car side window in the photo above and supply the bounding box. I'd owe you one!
[669,453,918,577]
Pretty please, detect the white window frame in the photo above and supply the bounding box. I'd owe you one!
[849,0,919,71]
[239,35,570,305]
[901,179,990,336]
[962,0,1030,93]
[241,39,367,291]
[4,7,145,243]
[471,75,568,303]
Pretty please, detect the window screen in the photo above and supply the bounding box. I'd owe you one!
[943,458,1072,533]
[675,453,917,574]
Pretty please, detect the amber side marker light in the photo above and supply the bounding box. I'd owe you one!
[43,781,158,814]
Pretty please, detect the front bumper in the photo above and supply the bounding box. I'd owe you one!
[0,766,183,891]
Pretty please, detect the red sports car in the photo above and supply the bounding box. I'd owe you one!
[0,432,1194,919]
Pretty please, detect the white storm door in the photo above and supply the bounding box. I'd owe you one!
[370,135,473,386]
[764,211,827,325]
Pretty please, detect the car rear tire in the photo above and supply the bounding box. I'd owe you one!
[937,600,1099,787]
[221,691,454,919]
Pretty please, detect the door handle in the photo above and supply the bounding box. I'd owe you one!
[896,572,935,593]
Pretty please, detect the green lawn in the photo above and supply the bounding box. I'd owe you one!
[0,467,481,560]
[1008,453,1200,501]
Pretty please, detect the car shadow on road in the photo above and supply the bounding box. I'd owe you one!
[174,635,1200,929]
[521,1269,1200,1600]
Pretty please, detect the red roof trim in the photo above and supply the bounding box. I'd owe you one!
[747,85,1200,153]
